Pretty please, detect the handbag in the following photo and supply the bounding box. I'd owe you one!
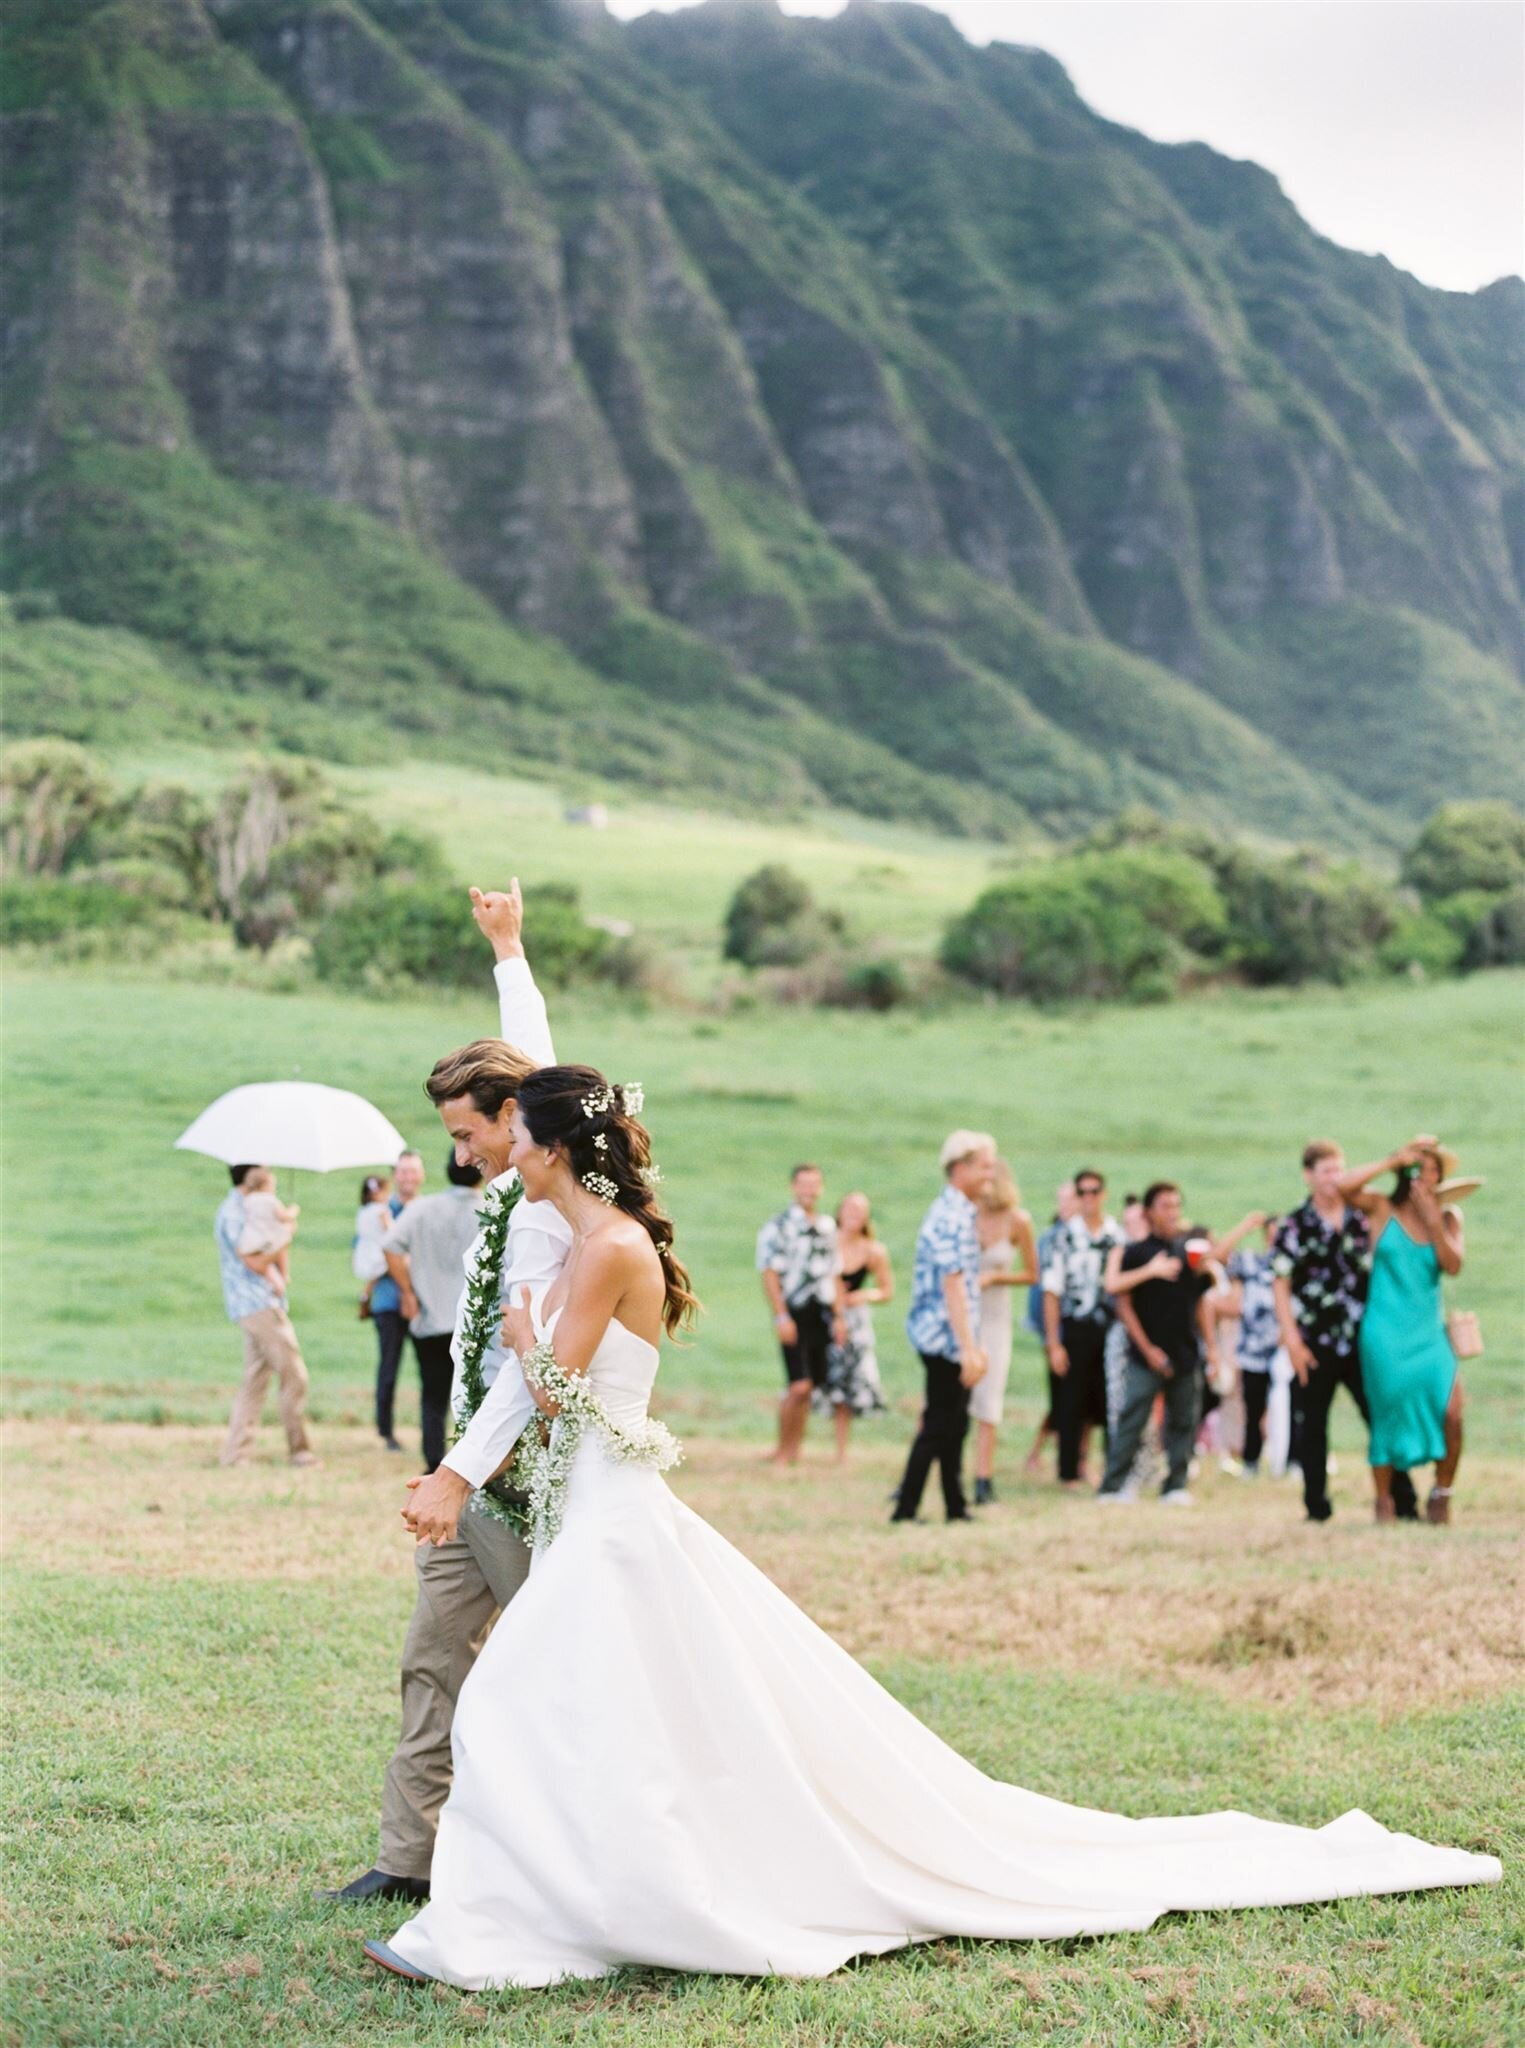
[1446,1309,1483,1360]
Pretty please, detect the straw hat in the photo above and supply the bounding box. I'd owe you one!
[1411,1135,1461,1180]
[1437,1175,1484,1204]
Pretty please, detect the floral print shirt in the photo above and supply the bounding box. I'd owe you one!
[1270,1199,1371,1358]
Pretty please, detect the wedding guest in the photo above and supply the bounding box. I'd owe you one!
[1022,1180,1077,1477]
[892,1132,994,1524]
[236,1165,299,1296]
[214,1163,316,1469]
[819,1192,892,1461]
[1213,1211,1278,1475]
[372,1151,425,1455]
[353,1172,393,1313]
[1339,1140,1470,1525]
[971,1162,1037,1504]
[1097,1182,1219,1504]
[1271,1141,1417,1524]
[384,1151,485,1473]
[757,1166,843,1468]
[1041,1169,1122,1489]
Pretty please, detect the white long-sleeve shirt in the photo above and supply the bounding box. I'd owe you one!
[438,956,572,1490]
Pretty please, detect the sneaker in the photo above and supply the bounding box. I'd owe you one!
[1161,1489,1194,1507]
[1218,1455,1243,1477]
[1095,1488,1136,1506]
[1240,1461,1260,1479]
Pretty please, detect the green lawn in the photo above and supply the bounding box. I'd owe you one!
[3,961,1520,2045]
[4,961,1519,1451]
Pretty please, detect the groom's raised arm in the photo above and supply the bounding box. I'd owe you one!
[471,881,556,1068]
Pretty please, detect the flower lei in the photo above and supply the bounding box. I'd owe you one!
[452,1174,531,1536]
[516,1338,683,1550]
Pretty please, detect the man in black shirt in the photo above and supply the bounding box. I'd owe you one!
[1097,1181,1219,1503]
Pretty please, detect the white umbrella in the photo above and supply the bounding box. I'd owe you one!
[175,1082,407,1174]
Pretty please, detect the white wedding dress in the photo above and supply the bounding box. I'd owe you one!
[389,1314,1499,1989]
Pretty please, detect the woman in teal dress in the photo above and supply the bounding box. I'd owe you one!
[1340,1139,1467,1525]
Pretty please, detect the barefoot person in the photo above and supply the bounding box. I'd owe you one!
[757,1166,843,1467]
[819,1193,891,1462]
[1338,1139,1471,1524]
[360,1071,1498,1991]
[970,1161,1036,1504]
[322,881,568,1907]
[215,1164,315,1469]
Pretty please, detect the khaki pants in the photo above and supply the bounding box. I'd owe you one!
[377,1500,531,1881]
[220,1307,313,1464]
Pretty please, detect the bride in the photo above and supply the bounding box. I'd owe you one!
[365,1064,1499,1990]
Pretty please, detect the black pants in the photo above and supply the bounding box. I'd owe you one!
[1241,1370,1270,1467]
[1055,1318,1109,1482]
[780,1298,834,1387]
[894,1353,971,1521]
[413,1333,456,1473]
[373,1309,415,1441]
[1294,1342,1416,1520]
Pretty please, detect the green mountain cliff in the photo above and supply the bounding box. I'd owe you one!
[4,0,1521,845]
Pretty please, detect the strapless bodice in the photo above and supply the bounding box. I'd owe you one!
[533,1300,661,1431]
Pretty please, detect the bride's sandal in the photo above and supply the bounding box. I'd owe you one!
[1426,1485,1453,1526]
[363,1940,432,1984]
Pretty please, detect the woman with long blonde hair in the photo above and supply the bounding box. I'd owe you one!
[971,1159,1037,1505]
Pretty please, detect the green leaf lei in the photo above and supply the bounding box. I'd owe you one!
[453,1174,532,1537]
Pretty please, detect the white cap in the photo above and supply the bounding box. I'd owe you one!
[940,1129,997,1173]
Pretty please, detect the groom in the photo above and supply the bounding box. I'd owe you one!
[322,881,567,1904]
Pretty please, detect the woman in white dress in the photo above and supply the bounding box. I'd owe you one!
[366,1065,1499,1991]
[971,1161,1037,1506]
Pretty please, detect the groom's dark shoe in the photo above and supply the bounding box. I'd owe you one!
[317,1867,429,1905]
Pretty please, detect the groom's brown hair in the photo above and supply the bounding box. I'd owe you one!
[425,1039,538,1117]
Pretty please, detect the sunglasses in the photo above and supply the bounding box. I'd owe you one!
[1076,1183,1104,1196]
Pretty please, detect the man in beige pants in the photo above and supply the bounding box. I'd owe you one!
[324,883,566,1904]
[214,1165,316,1467]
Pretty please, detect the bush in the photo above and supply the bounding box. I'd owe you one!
[1464,885,1525,968]
[1401,801,1525,902]
[1378,908,1466,979]
[722,863,843,967]
[0,739,118,878]
[313,879,608,992]
[941,848,1224,1002]
[0,876,159,945]
[1217,850,1398,986]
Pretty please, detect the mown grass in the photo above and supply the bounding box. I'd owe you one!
[3,954,1519,2043]
[1,1425,1519,2047]
[3,961,1519,1452]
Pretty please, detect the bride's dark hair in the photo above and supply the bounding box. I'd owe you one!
[515,1063,698,1336]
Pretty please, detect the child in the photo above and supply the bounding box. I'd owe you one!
[352,1172,393,1318]
[237,1167,300,1296]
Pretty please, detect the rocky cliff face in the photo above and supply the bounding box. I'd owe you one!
[4,0,1521,841]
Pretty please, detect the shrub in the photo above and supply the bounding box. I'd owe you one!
[313,879,607,992]
[941,848,1224,1002]
[1378,908,1466,979]
[1464,885,1525,968]
[0,739,118,878]
[1216,849,1398,986]
[0,876,159,944]
[1401,801,1525,902]
[723,864,843,967]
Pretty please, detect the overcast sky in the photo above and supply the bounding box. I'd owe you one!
[607,0,1525,293]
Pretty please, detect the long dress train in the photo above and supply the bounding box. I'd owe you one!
[390,1316,1499,1989]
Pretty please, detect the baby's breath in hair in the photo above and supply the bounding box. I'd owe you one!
[583,1170,620,1205]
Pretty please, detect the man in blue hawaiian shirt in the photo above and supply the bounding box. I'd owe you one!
[892,1130,996,1523]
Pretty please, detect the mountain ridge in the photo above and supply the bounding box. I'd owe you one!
[3,0,1520,848]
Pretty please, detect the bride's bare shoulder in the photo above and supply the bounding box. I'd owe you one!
[585,1214,660,1274]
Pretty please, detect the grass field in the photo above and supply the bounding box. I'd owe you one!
[3,958,1521,2044]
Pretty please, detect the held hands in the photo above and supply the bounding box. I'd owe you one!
[470,880,525,962]
[402,1467,471,1546]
